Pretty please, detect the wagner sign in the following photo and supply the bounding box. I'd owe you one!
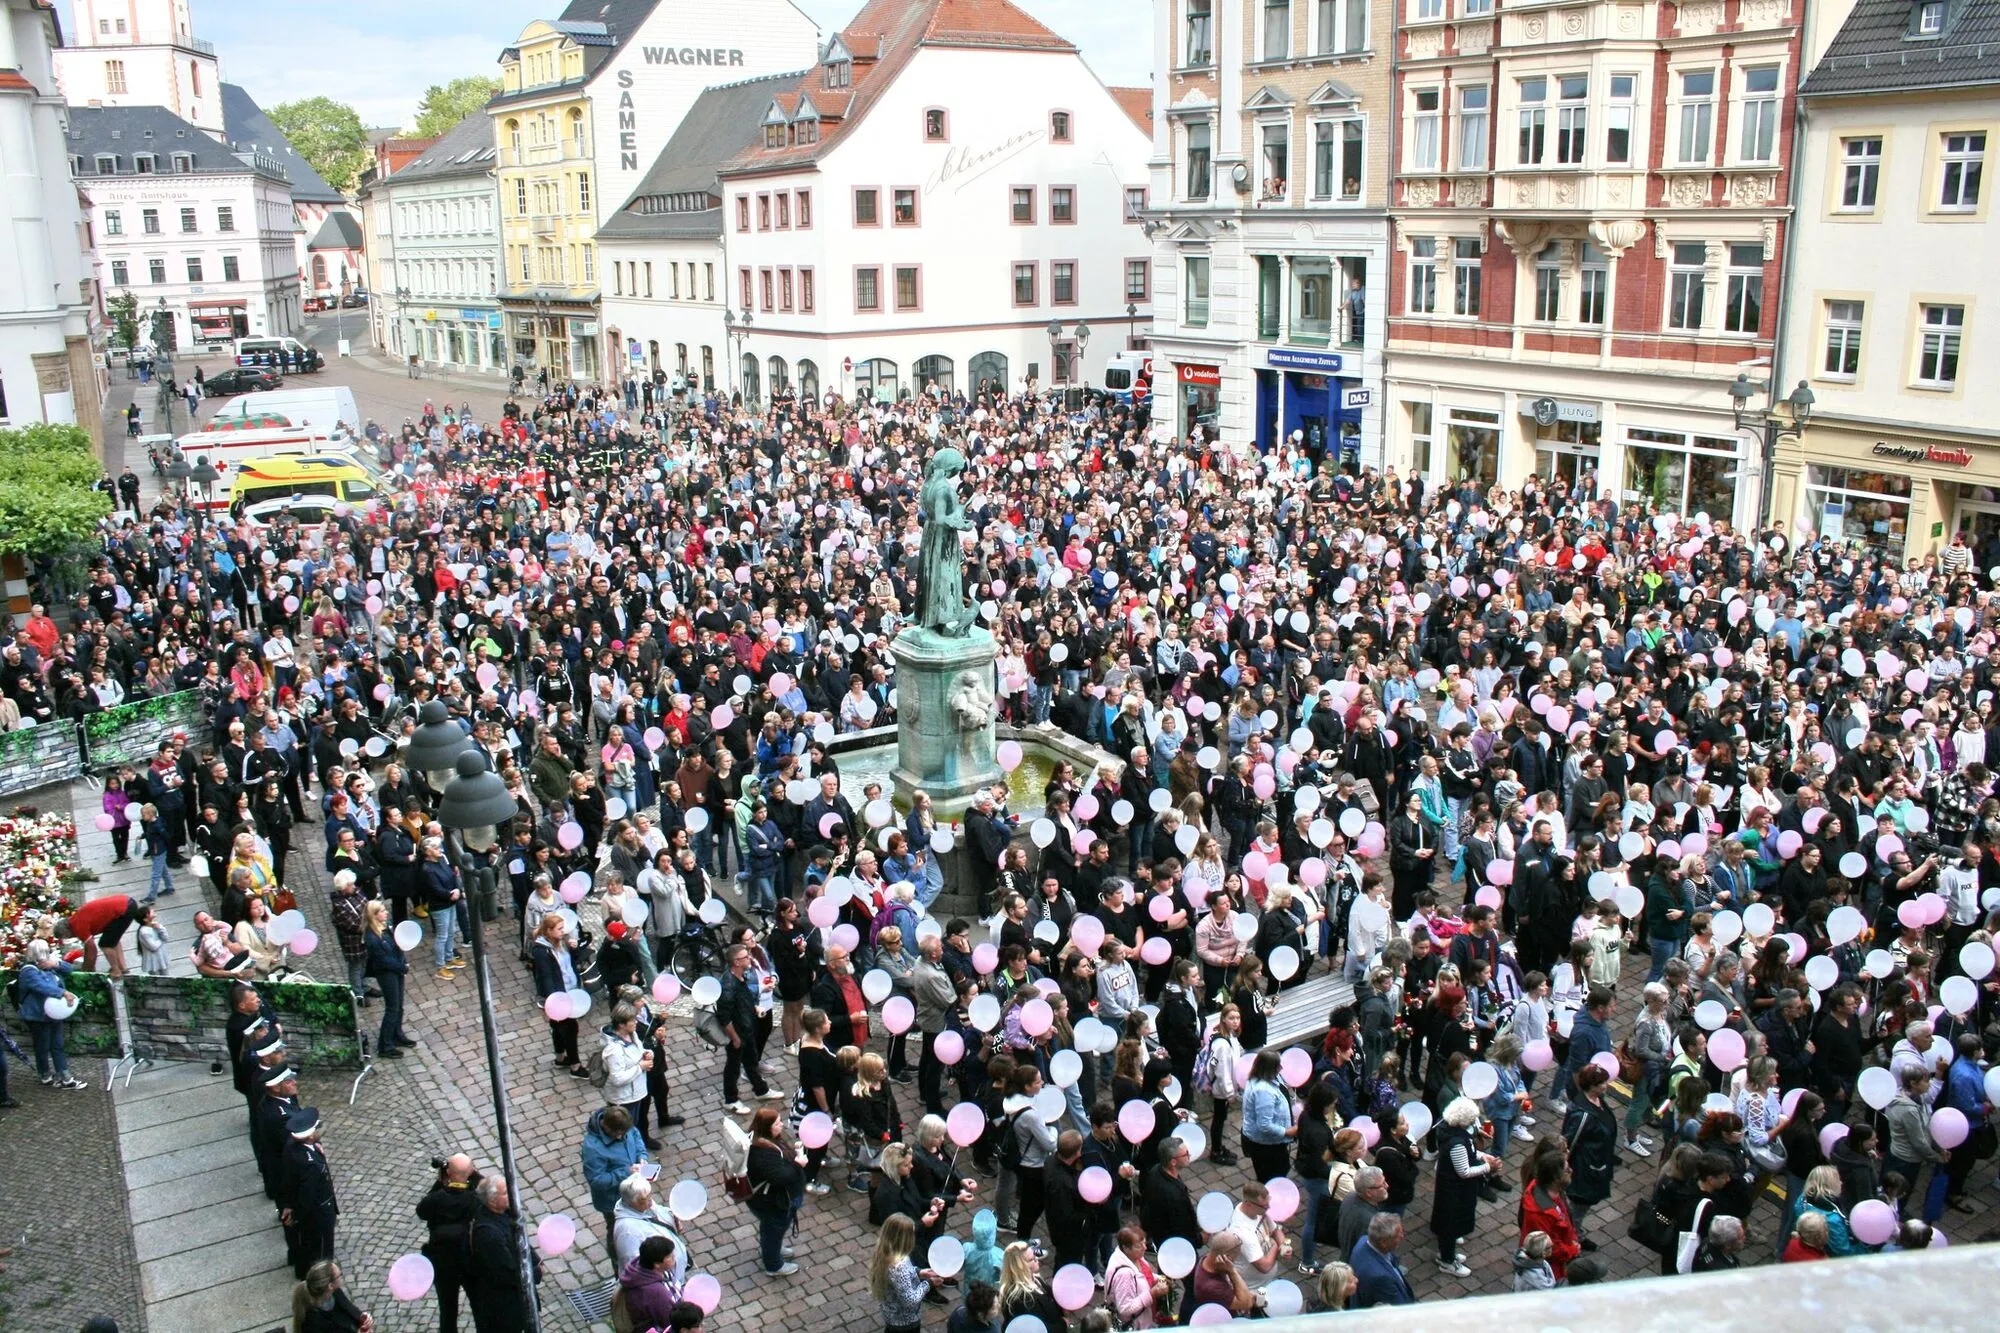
[615,52,749,171]
[1873,441,1973,468]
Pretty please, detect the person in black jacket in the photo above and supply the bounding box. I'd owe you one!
[280,1108,338,1277]
[1756,988,1815,1092]
[745,1109,804,1277]
[375,807,419,926]
[719,944,771,1109]
[363,901,412,1058]
[417,1154,482,1333]
[1044,1131,1089,1271]
[1156,961,1202,1095]
[466,1176,541,1330]
[1079,1105,1135,1273]
[1138,1136,1199,1253]
[964,792,1012,915]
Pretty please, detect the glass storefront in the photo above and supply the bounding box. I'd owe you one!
[1624,427,1739,522]
[1534,418,1601,489]
[1805,466,1911,560]
[1446,408,1501,487]
[1178,364,1220,442]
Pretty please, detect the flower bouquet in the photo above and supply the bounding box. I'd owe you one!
[1,808,81,971]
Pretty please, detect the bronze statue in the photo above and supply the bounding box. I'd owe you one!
[915,446,974,636]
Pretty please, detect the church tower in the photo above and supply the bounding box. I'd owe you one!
[55,0,223,132]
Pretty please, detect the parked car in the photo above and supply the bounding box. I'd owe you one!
[201,366,284,396]
[303,296,332,313]
[238,495,342,527]
[339,291,369,308]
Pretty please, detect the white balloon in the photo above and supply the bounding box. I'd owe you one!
[1031,819,1057,848]
[1231,913,1259,944]
[1397,1102,1434,1142]
[1960,940,1996,980]
[1033,919,1060,944]
[620,896,650,928]
[690,976,722,1007]
[861,969,894,1005]
[393,920,423,951]
[1827,905,1865,947]
[969,993,1002,1031]
[1804,955,1839,992]
[1743,902,1775,936]
[1158,1236,1198,1279]
[699,897,727,925]
[1694,1000,1727,1031]
[1461,1061,1499,1099]
[1265,1279,1304,1318]
[1195,1191,1234,1233]
[1857,1065,1897,1111]
[1032,1086,1068,1123]
[1710,911,1743,947]
[1270,945,1300,981]
[1051,1049,1084,1088]
[1940,975,1978,1016]
[930,1234,965,1278]
[1175,1122,1208,1161]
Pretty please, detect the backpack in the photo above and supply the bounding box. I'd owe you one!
[609,1286,636,1333]
[1191,1034,1218,1095]
[585,1044,611,1089]
[998,1110,1026,1172]
[721,1116,754,1202]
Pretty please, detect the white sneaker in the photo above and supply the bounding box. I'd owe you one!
[1625,1138,1653,1158]
[1512,1125,1535,1143]
[723,1101,751,1114]
[1518,1114,1536,1127]
[1436,1258,1472,1278]
[756,1088,785,1101]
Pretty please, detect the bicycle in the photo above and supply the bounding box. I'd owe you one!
[669,917,728,987]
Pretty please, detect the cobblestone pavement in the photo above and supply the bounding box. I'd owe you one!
[0,1047,146,1333]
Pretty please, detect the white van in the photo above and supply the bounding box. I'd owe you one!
[233,336,323,372]
[216,386,359,438]
[175,422,343,507]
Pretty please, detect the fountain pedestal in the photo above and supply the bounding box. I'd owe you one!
[890,625,1002,823]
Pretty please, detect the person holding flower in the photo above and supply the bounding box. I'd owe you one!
[17,939,86,1088]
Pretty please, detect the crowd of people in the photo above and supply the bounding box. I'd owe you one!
[8,366,2000,1331]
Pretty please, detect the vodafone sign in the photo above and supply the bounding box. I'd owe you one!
[1177,364,1221,387]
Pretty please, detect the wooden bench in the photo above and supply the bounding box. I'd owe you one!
[1261,971,1357,1051]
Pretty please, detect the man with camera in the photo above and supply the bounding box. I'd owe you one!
[417,1153,483,1333]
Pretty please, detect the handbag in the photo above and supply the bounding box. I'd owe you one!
[1674,1198,1712,1274]
[695,1008,729,1049]
[1614,1037,1643,1085]
[271,887,299,916]
[1627,1185,1676,1253]
[1746,1139,1788,1174]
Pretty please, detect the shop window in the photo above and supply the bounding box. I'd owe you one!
[1626,427,1741,520]
[1408,401,1434,476]
[1804,466,1911,559]
[1446,408,1500,487]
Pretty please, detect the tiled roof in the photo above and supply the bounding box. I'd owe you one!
[307,210,364,250]
[599,70,801,240]
[222,83,343,201]
[1802,0,2000,95]
[68,105,277,177]
[1108,86,1153,134]
[386,111,500,183]
[724,0,1078,173]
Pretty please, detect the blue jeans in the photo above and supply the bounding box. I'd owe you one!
[1297,1177,1330,1265]
[690,825,713,874]
[1489,1110,1519,1155]
[1647,938,1678,982]
[1031,684,1052,723]
[148,852,174,900]
[28,1019,69,1079]
[432,906,459,968]
[1443,797,1466,865]
[755,1203,793,1273]
[748,874,777,915]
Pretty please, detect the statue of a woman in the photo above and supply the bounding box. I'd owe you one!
[915,446,973,636]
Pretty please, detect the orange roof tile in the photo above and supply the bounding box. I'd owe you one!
[1108,86,1152,134]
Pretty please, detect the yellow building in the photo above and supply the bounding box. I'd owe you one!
[492,19,608,382]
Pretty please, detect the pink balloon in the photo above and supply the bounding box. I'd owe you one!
[997,740,1024,772]
[1233,1054,1256,1089]
[1349,1115,1380,1149]
[1149,894,1173,922]
[373,681,393,702]
[1279,1047,1313,1087]
[799,1111,835,1148]
[1052,1263,1096,1311]
[1021,998,1054,1035]
[1819,1122,1850,1157]
[830,924,860,953]
[1139,936,1171,966]
[543,993,570,1022]
[1299,858,1327,887]
[1918,893,1946,925]
[770,672,794,695]
[972,942,999,974]
[1899,899,1926,930]
[947,1101,987,1147]
[1521,1040,1555,1071]
[1075,793,1100,821]
[1783,933,1807,965]
[1682,833,1709,858]
[644,727,667,751]
[1851,1199,1896,1246]
[1930,1107,1970,1149]
[1708,1026,1747,1072]
[560,878,589,905]
[283,595,300,613]
[1242,851,1270,879]
[807,895,840,928]
[1118,1099,1155,1144]
[1803,808,1826,834]
[1776,830,1803,859]
[535,1214,577,1256]
[476,662,500,690]
[1069,916,1105,956]
[557,821,584,850]
[387,1252,435,1301]
[1590,1050,1621,1077]
[287,928,318,956]
[882,996,915,1034]
[933,1030,966,1065]
[1079,1165,1113,1204]
[1878,833,1905,859]
[819,812,842,837]
[683,1273,722,1314]
[1474,886,1503,910]
[365,595,383,616]
[1072,829,1095,856]
[94,812,116,832]
[1253,773,1275,799]
[711,704,735,729]
[1486,859,1514,886]
[1265,1176,1301,1222]
[651,973,681,1005]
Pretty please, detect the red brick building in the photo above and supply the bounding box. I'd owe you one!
[1383,0,1805,529]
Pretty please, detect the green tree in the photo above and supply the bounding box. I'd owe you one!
[267,96,369,195]
[0,424,111,558]
[105,289,139,350]
[411,76,501,138]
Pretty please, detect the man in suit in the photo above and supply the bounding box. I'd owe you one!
[280,1107,339,1277]
[964,790,1012,916]
[1350,1212,1416,1307]
[718,944,773,1112]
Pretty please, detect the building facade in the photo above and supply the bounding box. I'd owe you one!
[1774,0,2000,562]
[713,0,1155,405]
[490,0,819,384]
[1,0,106,452]
[598,73,795,393]
[363,112,506,375]
[1383,0,1802,530]
[1144,0,1394,457]
[70,105,301,350]
[54,0,221,133]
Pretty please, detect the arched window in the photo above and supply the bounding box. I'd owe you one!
[312,254,327,286]
[506,119,521,155]
[739,353,761,404]
[797,358,820,402]
[967,351,1009,396]
[854,357,898,402]
[767,355,789,393]
[913,354,955,396]
[568,107,586,155]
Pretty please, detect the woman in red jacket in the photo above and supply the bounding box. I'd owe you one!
[1516,1146,1582,1282]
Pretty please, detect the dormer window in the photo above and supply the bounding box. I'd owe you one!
[827,58,851,89]
[1917,1,1945,33]
[133,153,156,173]
[793,119,819,145]
[765,124,786,149]
[172,153,194,172]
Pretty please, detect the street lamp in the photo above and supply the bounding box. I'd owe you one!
[534,294,554,381]
[1046,319,1063,386]
[1126,301,1138,350]
[408,708,542,1332]
[1727,375,1815,527]
[1074,322,1091,385]
[725,307,752,404]
[188,458,220,527]
[165,452,190,499]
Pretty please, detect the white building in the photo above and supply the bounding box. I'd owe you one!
[1,0,105,452]
[54,0,222,133]
[363,112,507,374]
[1772,0,2000,562]
[598,72,795,392]
[69,105,301,350]
[711,0,1155,404]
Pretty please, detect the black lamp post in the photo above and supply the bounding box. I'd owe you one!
[188,458,220,532]
[1074,322,1091,386]
[1727,375,1815,529]
[165,452,191,501]
[1126,301,1138,349]
[408,707,541,1332]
